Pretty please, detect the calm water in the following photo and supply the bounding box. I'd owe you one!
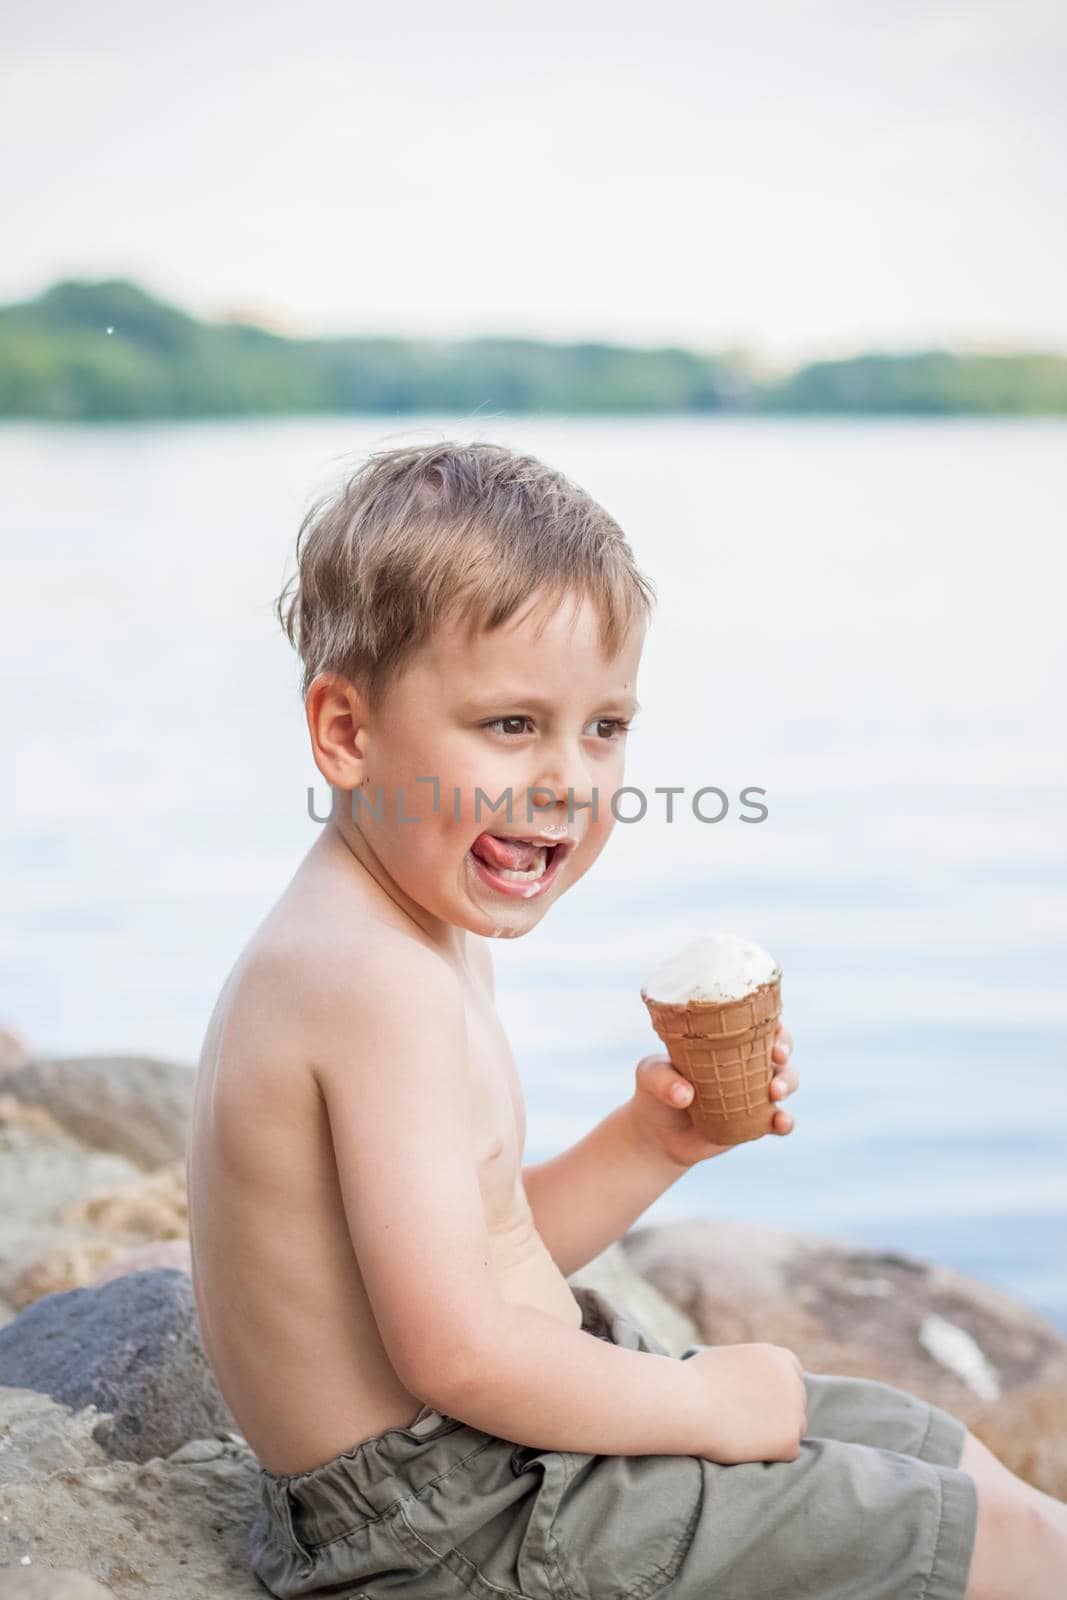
[4,414,1066,1332]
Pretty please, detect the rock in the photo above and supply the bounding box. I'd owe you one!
[59,1160,187,1240]
[0,1026,32,1076]
[917,1311,1002,1402]
[0,1388,108,1486]
[0,1571,117,1598]
[569,1239,700,1353]
[0,1388,262,1597]
[2,1057,194,1171]
[0,1114,141,1312]
[620,1217,1067,1499]
[166,1437,232,1464]
[0,1269,235,1463]
[0,1096,65,1140]
[3,1156,189,1312]
[8,1243,130,1313]
[968,1378,1067,1490]
[89,1240,192,1287]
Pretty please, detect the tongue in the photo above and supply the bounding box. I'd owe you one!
[471,833,541,871]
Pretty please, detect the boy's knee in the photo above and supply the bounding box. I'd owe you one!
[958,1426,995,1478]
[958,1427,1026,1498]
[965,1476,1064,1600]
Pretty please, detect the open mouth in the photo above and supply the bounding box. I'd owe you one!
[467,832,573,899]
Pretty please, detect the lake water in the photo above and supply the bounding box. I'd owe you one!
[4,414,1066,1333]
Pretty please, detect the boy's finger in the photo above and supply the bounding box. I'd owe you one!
[633,1056,694,1107]
[635,1056,694,1105]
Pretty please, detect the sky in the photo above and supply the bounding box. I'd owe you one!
[5,0,1067,364]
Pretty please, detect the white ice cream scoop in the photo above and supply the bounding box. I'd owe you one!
[642,932,779,1006]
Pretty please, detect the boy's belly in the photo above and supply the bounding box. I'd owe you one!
[495,1224,585,1329]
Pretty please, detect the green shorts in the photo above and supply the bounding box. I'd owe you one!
[248,1282,978,1600]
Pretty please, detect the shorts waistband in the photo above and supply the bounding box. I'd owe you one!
[257,1282,624,1550]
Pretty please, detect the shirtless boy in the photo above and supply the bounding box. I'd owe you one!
[188,439,1066,1599]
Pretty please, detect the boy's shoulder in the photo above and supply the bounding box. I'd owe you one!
[228,871,469,1061]
[204,834,490,1104]
[237,910,459,1031]
[197,917,468,1153]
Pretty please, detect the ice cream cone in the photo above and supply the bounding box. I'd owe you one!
[640,971,783,1145]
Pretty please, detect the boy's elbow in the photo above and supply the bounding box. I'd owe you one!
[396,1309,508,1413]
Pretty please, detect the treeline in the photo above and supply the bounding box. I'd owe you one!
[1,278,1065,420]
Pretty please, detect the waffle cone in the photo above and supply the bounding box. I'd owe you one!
[640,971,782,1145]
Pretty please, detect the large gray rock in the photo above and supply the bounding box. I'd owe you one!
[0,1269,234,1463]
[2,1057,194,1171]
[0,1388,261,1597]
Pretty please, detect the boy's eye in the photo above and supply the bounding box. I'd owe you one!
[482,716,632,740]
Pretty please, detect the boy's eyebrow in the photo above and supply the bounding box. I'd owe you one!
[462,691,641,715]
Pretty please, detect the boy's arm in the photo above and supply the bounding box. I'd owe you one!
[475,936,688,1277]
[312,942,716,1457]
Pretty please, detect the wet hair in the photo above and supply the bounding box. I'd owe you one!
[274,438,656,708]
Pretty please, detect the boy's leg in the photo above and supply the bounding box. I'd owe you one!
[800,1366,1067,1531]
[958,1428,1067,1529]
[794,1366,1067,1595]
[957,1430,1067,1600]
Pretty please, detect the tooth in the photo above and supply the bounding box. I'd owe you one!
[493,847,547,882]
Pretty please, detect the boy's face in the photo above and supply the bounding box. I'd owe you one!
[349,590,644,940]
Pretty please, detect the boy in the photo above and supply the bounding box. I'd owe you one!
[188,440,1065,1599]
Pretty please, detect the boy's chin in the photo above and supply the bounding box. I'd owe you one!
[479,920,533,940]
[462,878,549,940]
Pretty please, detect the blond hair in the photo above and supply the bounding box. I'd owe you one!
[274,438,656,706]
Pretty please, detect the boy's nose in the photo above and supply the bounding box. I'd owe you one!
[525,746,597,826]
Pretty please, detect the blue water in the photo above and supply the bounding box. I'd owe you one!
[3,414,1065,1333]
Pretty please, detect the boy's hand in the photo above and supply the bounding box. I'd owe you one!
[685,1341,807,1463]
[626,1019,797,1169]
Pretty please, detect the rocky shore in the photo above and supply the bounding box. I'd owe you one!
[0,1028,1064,1597]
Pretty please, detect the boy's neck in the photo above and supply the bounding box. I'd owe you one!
[319,811,472,970]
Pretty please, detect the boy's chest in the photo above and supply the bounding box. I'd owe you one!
[464,998,528,1226]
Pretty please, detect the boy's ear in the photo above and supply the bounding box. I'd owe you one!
[305,672,372,788]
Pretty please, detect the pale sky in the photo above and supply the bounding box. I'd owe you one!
[6,0,1066,363]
